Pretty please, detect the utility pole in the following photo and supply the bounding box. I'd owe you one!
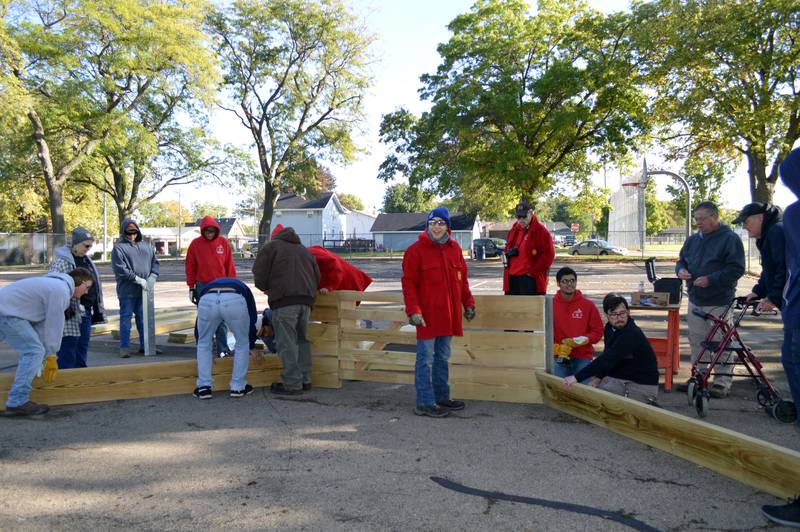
[177,191,182,257]
[102,191,108,261]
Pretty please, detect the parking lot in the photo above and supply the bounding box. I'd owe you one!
[1,257,797,530]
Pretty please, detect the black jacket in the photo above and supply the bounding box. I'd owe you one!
[251,227,320,310]
[753,208,786,309]
[575,317,659,386]
[676,224,745,306]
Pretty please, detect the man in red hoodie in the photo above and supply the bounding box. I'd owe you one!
[186,216,237,357]
[552,267,604,382]
[503,200,555,295]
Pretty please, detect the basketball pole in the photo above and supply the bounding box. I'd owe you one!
[642,158,692,241]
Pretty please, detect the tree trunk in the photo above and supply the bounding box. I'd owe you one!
[746,148,774,203]
[258,179,279,245]
[28,109,66,234]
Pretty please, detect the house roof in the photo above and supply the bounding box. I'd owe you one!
[184,217,239,237]
[275,192,334,210]
[371,212,477,232]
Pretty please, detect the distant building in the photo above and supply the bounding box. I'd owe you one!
[370,212,480,252]
[271,192,377,246]
[184,217,249,250]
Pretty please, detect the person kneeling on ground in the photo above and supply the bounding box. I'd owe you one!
[192,277,259,400]
[563,294,659,404]
[1,268,94,416]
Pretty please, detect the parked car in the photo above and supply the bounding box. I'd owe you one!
[563,234,576,246]
[568,239,628,256]
[243,240,261,258]
[472,238,506,258]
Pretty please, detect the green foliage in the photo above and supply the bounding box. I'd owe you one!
[379,0,649,203]
[138,201,183,227]
[644,180,672,236]
[665,152,733,222]
[209,0,373,240]
[634,0,800,203]
[337,193,364,212]
[191,202,228,221]
[381,183,435,213]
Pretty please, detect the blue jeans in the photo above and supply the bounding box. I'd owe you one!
[196,292,251,390]
[415,336,452,406]
[272,305,312,390]
[552,356,593,384]
[196,281,230,355]
[57,308,92,368]
[782,327,800,426]
[118,296,143,350]
[0,316,46,408]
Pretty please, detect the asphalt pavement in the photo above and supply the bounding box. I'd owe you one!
[1,257,797,531]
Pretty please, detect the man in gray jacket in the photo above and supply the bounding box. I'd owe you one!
[676,201,745,397]
[111,218,160,358]
[0,268,94,416]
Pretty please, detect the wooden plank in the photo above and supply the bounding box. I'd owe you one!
[339,308,408,323]
[111,318,197,340]
[535,370,800,499]
[92,309,196,336]
[168,328,195,344]
[0,354,340,410]
[340,327,416,345]
[339,368,413,385]
[310,306,339,323]
[336,290,404,303]
[465,295,546,331]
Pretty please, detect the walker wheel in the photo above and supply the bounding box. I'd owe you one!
[686,380,697,406]
[756,387,776,407]
[770,400,798,424]
[695,393,709,418]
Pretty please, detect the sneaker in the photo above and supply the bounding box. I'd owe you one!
[230,384,254,398]
[192,386,212,400]
[4,401,49,416]
[437,399,465,411]
[413,405,450,418]
[137,346,163,355]
[762,498,800,528]
[220,349,234,358]
[709,384,730,399]
[119,347,131,359]
[302,382,312,391]
[270,382,303,396]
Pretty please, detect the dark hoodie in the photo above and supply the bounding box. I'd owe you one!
[676,223,745,306]
[111,218,160,298]
[751,206,786,309]
[251,226,320,310]
[779,148,800,328]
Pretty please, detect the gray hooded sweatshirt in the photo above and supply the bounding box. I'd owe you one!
[0,272,74,354]
[111,218,159,298]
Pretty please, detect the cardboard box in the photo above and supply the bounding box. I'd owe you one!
[631,292,671,307]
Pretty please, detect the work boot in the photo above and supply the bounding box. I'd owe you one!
[413,405,450,418]
[137,346,163,355]
[437,399,465,411]
[119,347,131,359]
[4,401,50,416]
[270,382,303,395]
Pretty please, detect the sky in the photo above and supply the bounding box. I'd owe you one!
[160,0,795,218]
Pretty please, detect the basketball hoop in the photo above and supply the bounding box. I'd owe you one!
[621,182,646,189]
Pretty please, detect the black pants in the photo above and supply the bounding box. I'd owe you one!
[506,274,543,296]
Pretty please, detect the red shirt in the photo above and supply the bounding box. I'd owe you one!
[185,216,236,287]
[553,289,604,359]
[503,215,555,293]
[402,231,475,340]
[308,246,372,291]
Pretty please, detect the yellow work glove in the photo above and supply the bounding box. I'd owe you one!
[43,355,58,383]
[553,343,572,359]
[564,336,589,349]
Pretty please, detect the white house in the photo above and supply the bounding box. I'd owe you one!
[271,192,377,247]
[370,212,480,252]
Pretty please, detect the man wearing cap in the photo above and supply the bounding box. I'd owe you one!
[760,147,800,528]
[111,218,160,358]
[734,202,785,313]
[48,227,106,368]
[503,200,555,296]
[676,201,745,398]
[402,206,476,418]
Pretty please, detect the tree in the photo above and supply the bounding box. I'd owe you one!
[644,180,672,236]
[191,201,228,221]
[138,201,183,227]
[378,0,649,202]
[665,152,733,222]
[381,183,435,213]
[568,185,611,237]
[635,0,800,203]
[209,0,373,244]
[337,193,364,211]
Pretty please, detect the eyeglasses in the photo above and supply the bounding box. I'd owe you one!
[559,278,577,285]
[82,243,93,248]
[125,231,138,235]
[607,311,628,318]
[516,214,528,220]
[428,220,447,227]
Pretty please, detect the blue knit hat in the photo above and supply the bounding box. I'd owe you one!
[779,147,800,198]
[427,206,451,228]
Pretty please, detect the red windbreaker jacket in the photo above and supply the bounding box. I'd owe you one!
[308,246,373,292]
[185,216,236,287]
[402,231,475,340]
[502,215,555,294]
[553,289,604,360]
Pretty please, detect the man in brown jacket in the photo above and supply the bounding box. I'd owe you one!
[252,225,320,395]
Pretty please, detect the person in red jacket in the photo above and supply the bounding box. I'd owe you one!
[503,200,555,295]
[308,246,373,294]
[186,216,237,357]
[402,206,476,418]
[552,267,604,382]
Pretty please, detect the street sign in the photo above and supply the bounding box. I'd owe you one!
[570,223,580,233]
